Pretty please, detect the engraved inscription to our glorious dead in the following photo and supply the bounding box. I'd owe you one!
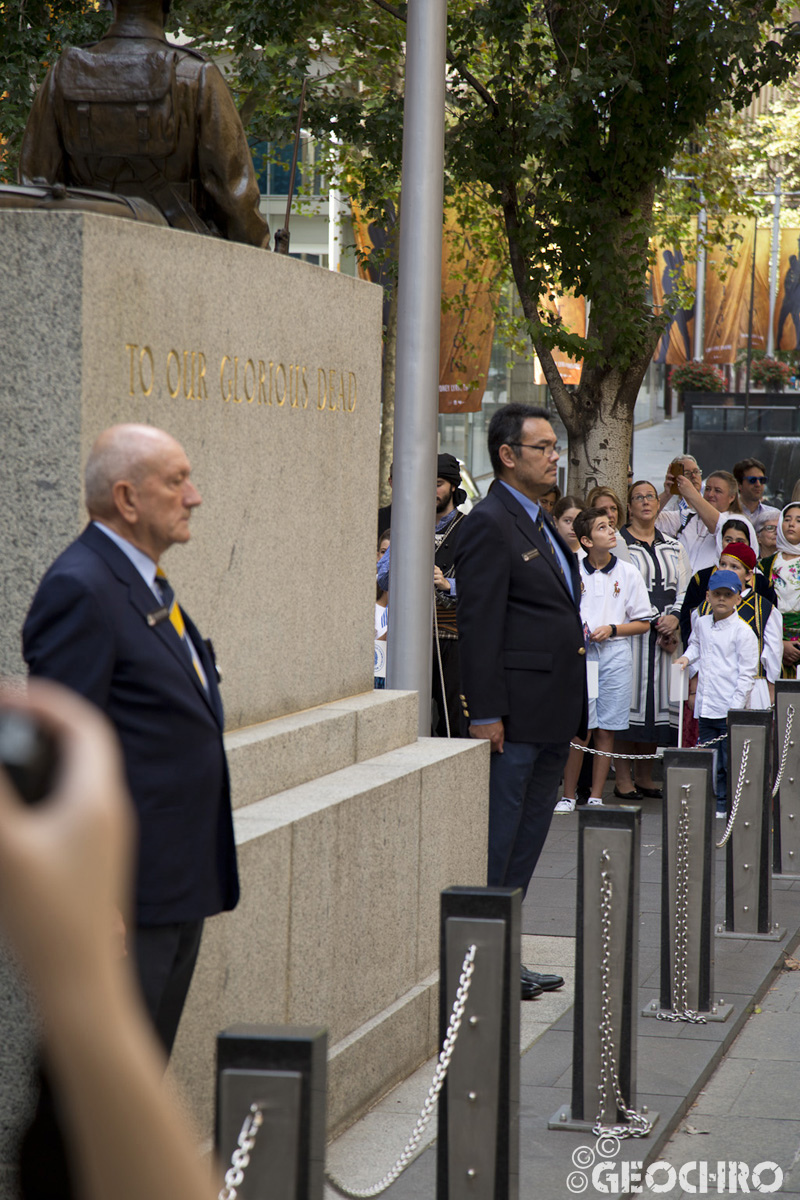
[125,343,357,412]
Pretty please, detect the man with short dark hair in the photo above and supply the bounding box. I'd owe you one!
[455,403,587,999]
[733,458,780,533]
[377,453,468,736]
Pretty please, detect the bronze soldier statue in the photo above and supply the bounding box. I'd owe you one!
[18,0,270,247]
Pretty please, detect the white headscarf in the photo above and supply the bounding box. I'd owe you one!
[714,513,759,559]
[776,502,800,556]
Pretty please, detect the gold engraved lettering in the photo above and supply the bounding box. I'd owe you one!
[197,352,208,400]
[348,371,357,411]
[328,368,338,410]
[220,355,232,402]
[258,360,268,405]
[183,351,195,400]
[337,370,346,411]
[317,367,327,410]
[125,343,137,396]
[275,363,287,406]
[302,366,309,408]
[290,364,300,408]
[166,350,180,399]
[232,356,242,402]
[244,358,256,403]
[139,346,154,396]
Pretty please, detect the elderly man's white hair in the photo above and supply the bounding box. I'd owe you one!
[84,424,177,518]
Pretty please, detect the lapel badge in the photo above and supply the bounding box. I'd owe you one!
[146,605,170,627]
[522,548,540,561]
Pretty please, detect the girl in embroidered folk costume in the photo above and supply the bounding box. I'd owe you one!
[759,502,800,679]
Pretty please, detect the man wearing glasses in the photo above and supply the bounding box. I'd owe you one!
[455,403,587,1000]
[733,459,780,534]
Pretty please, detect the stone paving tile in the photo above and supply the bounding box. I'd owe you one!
[726,1009,800,1059]
[686,1056,758,1115]
[659,1115,800,1184]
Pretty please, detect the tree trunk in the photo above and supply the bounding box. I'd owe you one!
[501,179,662,501]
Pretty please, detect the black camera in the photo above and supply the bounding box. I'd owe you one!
[0,711,58,805]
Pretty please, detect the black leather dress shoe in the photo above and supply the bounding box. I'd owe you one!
[521,971,543,1000]
[521,965,564,991]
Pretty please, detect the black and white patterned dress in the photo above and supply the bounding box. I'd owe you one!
[619,526,691,742]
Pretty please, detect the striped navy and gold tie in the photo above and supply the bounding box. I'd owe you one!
[155,568,206,685]
[535,508,566,580]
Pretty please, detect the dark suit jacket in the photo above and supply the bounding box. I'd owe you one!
[454,480,587,744]
[22,523,239,926]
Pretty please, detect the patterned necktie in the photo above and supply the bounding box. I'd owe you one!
[155,568,206,686]
[535,508,566,580]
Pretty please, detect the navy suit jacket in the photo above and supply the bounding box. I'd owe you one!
[454,480,588,744]
[22,523,239,925]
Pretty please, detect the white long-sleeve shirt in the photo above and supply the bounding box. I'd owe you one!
[684,611,759,717]
[689,590,783,684]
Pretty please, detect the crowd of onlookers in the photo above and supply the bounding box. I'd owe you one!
[549,455,791,816]
[374,452,799,818]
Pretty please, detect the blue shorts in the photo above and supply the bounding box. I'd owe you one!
[588,639,633,731]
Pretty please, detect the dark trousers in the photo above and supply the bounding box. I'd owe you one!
[698,716,729,805]
[487,740,571,898]
[133,919,205,1055]
[19,919,204,1200]
[431,637,466,738]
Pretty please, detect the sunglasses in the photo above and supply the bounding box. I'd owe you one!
[743,475,767,485]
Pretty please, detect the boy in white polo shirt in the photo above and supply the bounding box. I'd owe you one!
[676,568,759,816]
[556,507,654,811]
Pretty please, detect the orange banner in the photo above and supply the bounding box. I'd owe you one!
[774,229,800,352]
[438,212,496,413]
[704,221,769,363]
[532,294,586,386]
[651,242,696,365]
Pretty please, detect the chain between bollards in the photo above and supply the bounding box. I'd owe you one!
[570,733,726,761]
[324,943,477,1199]
[772,704,795,798]
[593,850,654,1140]
[218,1105,264,1200]
[657,784,706,1025]
[716,739,751,849]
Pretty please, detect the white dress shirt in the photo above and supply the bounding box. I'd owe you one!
[656,508,727,574]
[684,610,759,717]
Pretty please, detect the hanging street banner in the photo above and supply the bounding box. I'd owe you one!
[704,220,769,364]
[774,229,800,353]
[438,210,496,413]
[532,293,586,386]
[651,239,697,365]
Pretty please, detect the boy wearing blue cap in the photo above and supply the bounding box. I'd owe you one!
[676,569,759,815]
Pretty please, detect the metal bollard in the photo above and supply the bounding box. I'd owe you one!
[718,710,784,940]
[550,806,656,1135]
[216,1024,326,1200]
[773,681,800,878]
[437,886,520,1200]
[642,750,731,1023]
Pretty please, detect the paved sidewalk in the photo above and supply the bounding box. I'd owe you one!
[658,961,800,1198]
[325,774,800,1199]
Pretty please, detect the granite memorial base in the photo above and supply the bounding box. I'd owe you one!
[0,211,490,1191]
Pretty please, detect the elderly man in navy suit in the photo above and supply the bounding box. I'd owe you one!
[23,424,238,1053]
[455,403,587,1000]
